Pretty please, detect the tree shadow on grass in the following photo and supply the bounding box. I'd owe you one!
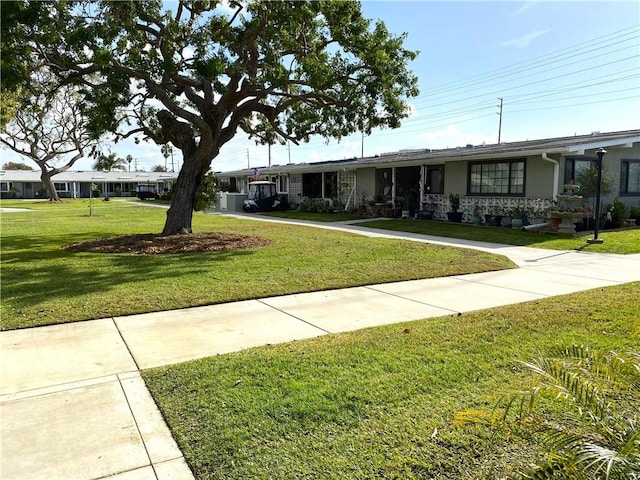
[1,232,265,330]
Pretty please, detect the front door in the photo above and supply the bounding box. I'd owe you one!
[425,165,444,194]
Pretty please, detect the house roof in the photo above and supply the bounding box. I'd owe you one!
[0,170,179,182]
[218,129,640,176]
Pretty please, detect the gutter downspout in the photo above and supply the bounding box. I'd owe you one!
[541,152,559,200]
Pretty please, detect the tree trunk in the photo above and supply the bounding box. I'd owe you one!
[40,169,60,202]
[162,151,209,235]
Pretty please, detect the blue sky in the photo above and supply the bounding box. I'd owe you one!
[3,1,639,173]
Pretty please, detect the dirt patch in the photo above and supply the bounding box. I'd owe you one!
[62,232,272,254]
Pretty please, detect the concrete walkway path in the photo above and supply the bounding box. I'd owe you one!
[2,216,639,479]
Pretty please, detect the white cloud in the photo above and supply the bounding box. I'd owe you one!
[417,124,489,149]
[501,29,551,48]
[513,2,536,16]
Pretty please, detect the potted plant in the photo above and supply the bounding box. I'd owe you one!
[510,204,527,229]
[629,206,640,226]
[485,206,503,227]
[472,203,483,225]
[610,197,627,228]
[529,198,548,224]
[447,193,463,222]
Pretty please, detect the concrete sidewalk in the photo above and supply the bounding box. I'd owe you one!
[2,219,639,479]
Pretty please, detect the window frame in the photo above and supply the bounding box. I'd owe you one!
[54,182,69,193]
[620,159,640,195]
[564,156,596,185]
[467,158,526,196]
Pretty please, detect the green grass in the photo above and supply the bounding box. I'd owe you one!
[355,219,640,254]
[261,211,365,222]
[0,200,514,330]
[143,282,640,480]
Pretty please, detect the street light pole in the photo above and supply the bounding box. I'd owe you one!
[587,147,606,244]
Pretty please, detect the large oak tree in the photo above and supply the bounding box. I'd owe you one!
[8,0,418,233]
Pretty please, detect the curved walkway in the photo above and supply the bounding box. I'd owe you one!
[2,214,639,479]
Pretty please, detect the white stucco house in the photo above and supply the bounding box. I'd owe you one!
[215,129,640,221]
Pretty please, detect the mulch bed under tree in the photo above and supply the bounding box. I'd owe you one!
[62,232,272,255]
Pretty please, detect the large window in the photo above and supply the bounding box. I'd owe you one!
[564,157,595,184]
[324,172,337,198]
[468,159,525,195]
[1,182,11,192]
[302,173,322,197]
[621,159,640,195]
[54,182,69,192]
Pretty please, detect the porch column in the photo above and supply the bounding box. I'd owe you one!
[391,167,397,204]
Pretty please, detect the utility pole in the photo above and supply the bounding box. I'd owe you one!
[361,131,364,158]
[288,142,291,164]
[268,143,271,167]
[497,97,503,144]
[246,149,250,168]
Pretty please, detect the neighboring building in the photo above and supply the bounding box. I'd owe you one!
[216,130,640,221]
[0,170,179,199]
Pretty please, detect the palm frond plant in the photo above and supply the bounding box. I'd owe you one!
[455,345,640,479]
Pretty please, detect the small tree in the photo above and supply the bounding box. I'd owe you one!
[193,172,218,212]
[152,164,167,172]
[576,167,618,218]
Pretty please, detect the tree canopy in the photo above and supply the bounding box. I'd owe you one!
[2,161,33,170]
[5,0,419,233]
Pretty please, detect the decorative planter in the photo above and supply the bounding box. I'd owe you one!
[447,211,463,223]
[511,217,524,229]
[500,215,512,227]
[549,212,582,235]
[485,214,502,227]
[472,215,483,225]
[418,210,434,220]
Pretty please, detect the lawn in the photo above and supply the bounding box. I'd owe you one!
[143,282,640,479]
[0,200,514,330]
[354,219,640,254]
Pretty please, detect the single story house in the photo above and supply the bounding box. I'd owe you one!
[215,129,640,222]
[0,170,179,199]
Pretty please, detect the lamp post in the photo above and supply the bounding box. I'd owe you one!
[587,147,606,244]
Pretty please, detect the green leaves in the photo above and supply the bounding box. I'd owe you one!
[7,0,418,146]
[456,345,640,479]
